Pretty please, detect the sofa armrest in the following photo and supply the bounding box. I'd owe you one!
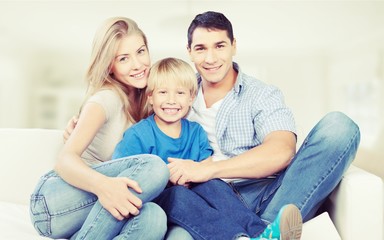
[325,165,383,240]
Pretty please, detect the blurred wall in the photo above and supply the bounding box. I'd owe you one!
[0,1,383,180]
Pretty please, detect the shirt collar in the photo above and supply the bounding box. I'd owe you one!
[232,62,243,95]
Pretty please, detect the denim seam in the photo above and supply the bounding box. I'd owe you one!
[229,182,252,210]
[77,207,102,240]
[120,213,140,239]
[30,195,52,236]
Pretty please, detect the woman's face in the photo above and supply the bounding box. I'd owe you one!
[110,33,151,89]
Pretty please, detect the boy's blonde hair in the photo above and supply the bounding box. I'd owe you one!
[146,58,197,96]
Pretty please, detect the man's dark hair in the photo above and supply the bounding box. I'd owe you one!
[187,11,234,48]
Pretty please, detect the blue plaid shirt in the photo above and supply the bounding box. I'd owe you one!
[191,62,296,159]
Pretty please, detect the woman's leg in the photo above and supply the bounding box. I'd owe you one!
[165,225,194,240]
[117,202,167,240]
[74,154,169,240]
[30,154,169,239]
[70,203,167,240]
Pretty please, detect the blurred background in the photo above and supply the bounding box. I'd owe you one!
[0,0,383,180]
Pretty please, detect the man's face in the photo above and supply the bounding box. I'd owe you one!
[188,27,236,85]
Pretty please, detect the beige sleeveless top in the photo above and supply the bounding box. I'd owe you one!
[81,89,130,165]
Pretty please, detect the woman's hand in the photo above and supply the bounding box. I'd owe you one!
[95,176,143,221]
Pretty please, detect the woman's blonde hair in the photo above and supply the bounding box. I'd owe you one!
[146,58,197,96]
[82,16,150,124]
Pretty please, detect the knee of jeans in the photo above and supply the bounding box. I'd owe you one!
[29,195,52,237]
[320,111,360,144]
[145,154,170,185]
[120,154,169,183]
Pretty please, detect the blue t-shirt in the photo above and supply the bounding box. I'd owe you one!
[112,114,213,163]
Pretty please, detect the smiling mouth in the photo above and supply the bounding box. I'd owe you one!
[163,108,180,114]
[203,65,221,71]
[131,71,145,79]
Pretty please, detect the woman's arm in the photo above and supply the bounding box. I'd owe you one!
[55,102,142,220]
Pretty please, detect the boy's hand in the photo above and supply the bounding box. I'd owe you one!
[167,157,213,185]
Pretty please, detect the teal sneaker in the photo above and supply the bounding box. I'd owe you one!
[259,204,302,240]
[250,237,278,240]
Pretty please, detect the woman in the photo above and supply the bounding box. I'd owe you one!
[29,17,169,239]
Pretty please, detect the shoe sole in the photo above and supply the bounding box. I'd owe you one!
[279,204,303,240]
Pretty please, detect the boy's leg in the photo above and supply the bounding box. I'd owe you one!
[257,112,360,222]
[190,179,267,237]
[155,185,256,240]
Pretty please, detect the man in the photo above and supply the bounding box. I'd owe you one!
[158,11,360,240]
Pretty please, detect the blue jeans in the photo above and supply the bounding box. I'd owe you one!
[30,154,169,239]
[156,111,361,240]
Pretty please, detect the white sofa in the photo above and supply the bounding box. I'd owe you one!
[0,128,383,240]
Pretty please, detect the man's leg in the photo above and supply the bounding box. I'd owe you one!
[257,111,360,222]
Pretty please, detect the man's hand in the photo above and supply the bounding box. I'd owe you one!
[167,157,213,185]
[95,177,143,221]
[63,115,79,143]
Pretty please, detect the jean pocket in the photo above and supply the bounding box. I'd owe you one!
[30,195,51,237]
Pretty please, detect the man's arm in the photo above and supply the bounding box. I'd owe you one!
[168,130,296,185]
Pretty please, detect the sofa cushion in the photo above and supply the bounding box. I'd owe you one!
[0,201,50,239]
[0,128,63,204]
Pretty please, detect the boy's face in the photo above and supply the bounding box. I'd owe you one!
[188,27,236,85]
[148,84,194,125]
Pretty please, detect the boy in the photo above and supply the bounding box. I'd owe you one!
[113,57,213,164]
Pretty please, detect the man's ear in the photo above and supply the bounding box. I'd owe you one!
[187,45,193,61]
